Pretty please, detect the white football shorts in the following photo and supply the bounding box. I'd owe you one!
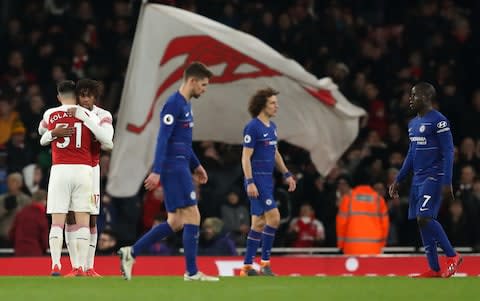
[47,164,94,214]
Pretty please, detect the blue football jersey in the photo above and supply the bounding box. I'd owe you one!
[243,118,278,175]
[152,91,199,173]
[396,110,454,185]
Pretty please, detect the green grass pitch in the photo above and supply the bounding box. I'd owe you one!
[0,276,476,301]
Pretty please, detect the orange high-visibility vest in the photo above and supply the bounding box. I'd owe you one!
[336,185,389,255]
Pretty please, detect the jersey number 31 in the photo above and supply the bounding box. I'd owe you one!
[55,122,82,148]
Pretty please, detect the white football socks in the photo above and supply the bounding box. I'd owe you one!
[86,226,98,270]
[49,225,64,270]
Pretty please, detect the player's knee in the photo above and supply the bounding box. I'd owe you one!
[252,220,265,232]
[417,216,431,228]
[266,217,280,228]
[167,218,183,232]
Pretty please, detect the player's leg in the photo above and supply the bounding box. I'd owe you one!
[49,213,67,276]
[85,164,101,276]
[260,207,280,276]
[118,210,180,280]
[416,216,441,277]
[46,165,70,276]
[66,164,94,276]
[119,168,182,280]
[240,214,264,276]
[68,211,90,276]
[181,205,219,281]
[419,179,461,277]
[408,184,440,277]
[84,215,101,276]
[64,212,78,271]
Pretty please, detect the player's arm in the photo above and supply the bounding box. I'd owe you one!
[39,127,75,146]
[145,101,180,190]
[241,146,259,198]
[436,119,455,199]
[389,138,415,198]
[396,142,414,182]
[190,149,200,170]
[275,148,296,192]
[74,107,113,150]
[38,118,48,136]
[152,102,180,174]
[38,110,74,145]
[98,111,114,151]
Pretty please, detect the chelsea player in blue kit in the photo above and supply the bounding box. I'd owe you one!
[240,88,296,276]
[118,62,219,281]
[389,82,462,278]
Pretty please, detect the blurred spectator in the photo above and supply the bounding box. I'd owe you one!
[97,193,117,236]
[9,189,48,256]
[22,164,45,194]
[220,190,249,247]
[287,203,325,247]
[0,172,31,247]
[0,93,25,146]
[198,217,237,256]
[96,228,118,255]
[6,122,32,173]
[441,199,480,250]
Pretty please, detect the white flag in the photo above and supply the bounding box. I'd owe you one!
[107,4,366,197]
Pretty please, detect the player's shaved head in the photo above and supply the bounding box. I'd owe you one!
[57,80,76,98]
[414,82,436,102]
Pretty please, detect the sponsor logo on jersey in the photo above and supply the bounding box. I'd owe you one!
[244,135,251,143]
[437,120,448,128]
[410,136,427,145]
[419,125,425,132]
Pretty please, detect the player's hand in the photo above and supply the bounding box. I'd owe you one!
[193,165,208,184]
[442,184,455,202]
[51,126,74,138]
[247,183,259,198]
[388,181,400,199]
[144,172,160,191]
[285,176,296,192]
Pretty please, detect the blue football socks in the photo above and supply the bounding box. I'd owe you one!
[183,224,199,276]
[425,219,456,257]
[132,222,174,257]
[261,225,277,261]
[419,225,440,271]
[244,229,262,265]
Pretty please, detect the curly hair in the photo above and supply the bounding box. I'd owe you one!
[76,78,103,100]
[248,87,279,117]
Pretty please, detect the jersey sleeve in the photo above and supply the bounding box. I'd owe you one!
[395,123,415,182]
[38,110,50,134]
[152,99,181,173]
[435,118,454,185]
[75,107,113,150]
[242,123,257,149]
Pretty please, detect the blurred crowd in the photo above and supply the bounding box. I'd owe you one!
[1,0,480,256]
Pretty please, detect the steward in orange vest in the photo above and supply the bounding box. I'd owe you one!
[336,184,389,255]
